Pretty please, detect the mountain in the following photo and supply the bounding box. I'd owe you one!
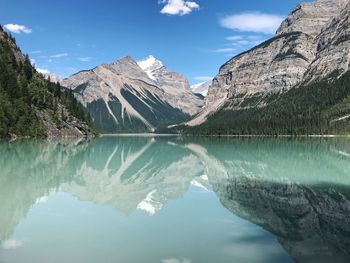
[191,80,211,96]
[0,26,94,138]
[61,55,203,133]
[186,0,350,135]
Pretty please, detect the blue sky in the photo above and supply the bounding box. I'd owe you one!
[1,0,309,84]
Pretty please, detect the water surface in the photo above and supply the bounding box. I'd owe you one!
[0,137,350,263]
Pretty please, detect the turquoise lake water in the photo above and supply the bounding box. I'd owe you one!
[0,137,350,263]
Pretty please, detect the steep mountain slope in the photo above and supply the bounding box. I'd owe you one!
[0,26,94,138]
[62,56,202,133]
[186,0,350,134]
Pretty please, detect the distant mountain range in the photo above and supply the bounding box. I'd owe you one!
[2,0,350,136]
[61,55,203,133]
[60,0,350,135]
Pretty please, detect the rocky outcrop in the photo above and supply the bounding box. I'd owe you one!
[62,56,202,133]
[37,103,94,138]
[188,0,349,126]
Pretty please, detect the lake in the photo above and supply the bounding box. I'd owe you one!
[0,137,349,263]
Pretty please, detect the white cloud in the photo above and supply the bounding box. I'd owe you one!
[226,35,244,41]
[78,57,92,62]
[161,258,191,263]
[36,68,50,74]
[219,12,284,34]
[194,76,212,81]
[1,239,23,250]
[159,0,199,16]
[30,58,36,66]
[4,24,32,34]
[51,53,68,58]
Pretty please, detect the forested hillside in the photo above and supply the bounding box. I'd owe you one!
[0,25,94,138]
[186,71,350,135]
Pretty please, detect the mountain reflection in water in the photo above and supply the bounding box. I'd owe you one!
[0,137,349,263]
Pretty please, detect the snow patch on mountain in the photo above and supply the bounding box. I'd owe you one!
[137,55,163,81]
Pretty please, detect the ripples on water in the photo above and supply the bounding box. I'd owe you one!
[0,137,349,263]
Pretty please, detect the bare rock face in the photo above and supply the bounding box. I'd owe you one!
[37,103,94,138]
[189,0,349,126]
[276,0,349,37]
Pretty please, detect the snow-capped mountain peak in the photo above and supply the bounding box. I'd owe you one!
[191,80,212,96]
[137,55,163,80]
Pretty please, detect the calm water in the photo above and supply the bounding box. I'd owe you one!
[0,137,350,263]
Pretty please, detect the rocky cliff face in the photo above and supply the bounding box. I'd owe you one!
[62,56,202,133]
[276,0,349,36]
[305,2,350,81]
[188,0,349,127]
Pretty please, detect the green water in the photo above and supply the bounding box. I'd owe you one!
[0,137,350,263]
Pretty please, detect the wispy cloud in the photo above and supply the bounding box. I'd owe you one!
[159,0,199,16]
[212,34,267,58]
[51,53,68,58]
[219,12,284,34]
[78,57,93,62]
[226,35,266,47]
[194,76,212,81]
[4,24,32,34]
[30,50,41,54]
[213,48,236,53]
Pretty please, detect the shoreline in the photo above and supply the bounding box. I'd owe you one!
[100,133,180,137]
[100,133,350,138]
